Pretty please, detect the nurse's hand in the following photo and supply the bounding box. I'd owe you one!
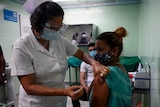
[74,49,109,77]
[92,61,110,77]
[65,85,84,100]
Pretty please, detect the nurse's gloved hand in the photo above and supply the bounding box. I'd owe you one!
[65,85,84,100]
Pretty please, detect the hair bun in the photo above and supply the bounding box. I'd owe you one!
[114,27,127,38]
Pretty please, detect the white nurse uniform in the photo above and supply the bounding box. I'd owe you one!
[11,30,78,107]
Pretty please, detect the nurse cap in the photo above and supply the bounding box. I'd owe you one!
[23,0,52,14]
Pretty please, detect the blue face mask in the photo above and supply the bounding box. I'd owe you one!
[89,50,97,58]
[95,51,111,66]
[41,27,60,41]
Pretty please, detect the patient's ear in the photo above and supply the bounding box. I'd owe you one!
[112,47,119,56]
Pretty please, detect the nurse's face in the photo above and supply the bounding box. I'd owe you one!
[33,16,64,37]
[46,16,64,31]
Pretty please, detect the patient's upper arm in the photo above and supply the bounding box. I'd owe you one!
[90,75,109,107]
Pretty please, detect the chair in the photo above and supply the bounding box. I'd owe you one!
[0,45,14,107]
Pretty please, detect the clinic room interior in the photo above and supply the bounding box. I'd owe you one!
[0,0,160,107]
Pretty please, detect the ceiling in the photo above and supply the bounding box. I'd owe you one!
[10,0,141,8]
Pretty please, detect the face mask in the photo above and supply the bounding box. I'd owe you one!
[41,27,60,41]
[82,34,87,38]
[89,50,97,58]
[95,51,111,66]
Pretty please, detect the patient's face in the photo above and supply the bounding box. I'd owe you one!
[96,40,110,54]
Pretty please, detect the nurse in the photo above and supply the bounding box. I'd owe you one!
[11,1,108,107]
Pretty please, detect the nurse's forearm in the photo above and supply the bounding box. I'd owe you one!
[74,49,107,75]
[74,49,96,65]
[21,83,84,100]
[18,75,68,96]
[18,74,83,98]
[24,84,68,96]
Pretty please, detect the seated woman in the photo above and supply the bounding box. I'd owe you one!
[89,27,132,107]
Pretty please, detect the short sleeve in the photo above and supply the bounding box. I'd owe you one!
[11,41,34,76]
[105,66,131,91]
[62,37,78,56]
[80,62,87,72]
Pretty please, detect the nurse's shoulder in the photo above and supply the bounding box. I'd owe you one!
[13,32,32,50]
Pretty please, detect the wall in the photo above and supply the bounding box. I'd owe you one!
[139,0,160,106]
[0,1,140,63]
[0,0,29,63]
[64,4,139,56]
[0,0,29,96]
[63,4,140,82]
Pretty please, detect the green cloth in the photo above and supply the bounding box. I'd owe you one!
[68,56,82,67]
[120,56,141,72]
[89,66,132,107]
[105,66,132,107]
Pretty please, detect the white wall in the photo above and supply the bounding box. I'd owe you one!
[139,0,160,106]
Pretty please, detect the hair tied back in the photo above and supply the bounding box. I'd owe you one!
[114,27,127,39]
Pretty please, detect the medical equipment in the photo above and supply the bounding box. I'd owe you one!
[134,63,150,89]
[134,72,150,89]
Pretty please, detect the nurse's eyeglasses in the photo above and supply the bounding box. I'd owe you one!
[44,23,68,33]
